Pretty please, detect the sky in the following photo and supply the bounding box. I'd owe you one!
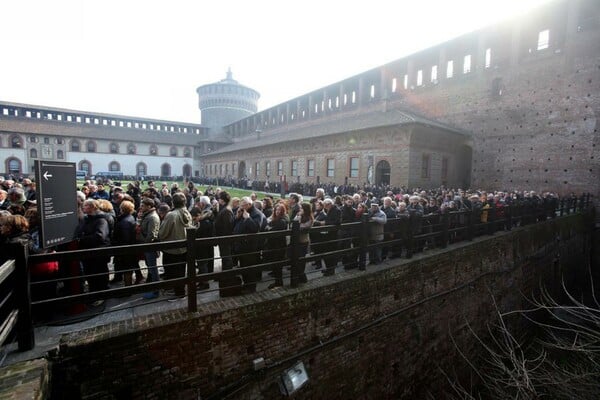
[0,0,553,124]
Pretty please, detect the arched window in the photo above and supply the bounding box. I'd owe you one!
[183,147,192,157]
[71,140,80,152]
[57,150,64,159]
[79,160,91,174]
[136,162,147,177]
[87,141,96,152]
[30,148,38,158]
[127,143,136,154]
[169,146,178,157]
[6,158,22,174]
[109,142,119,153]
[149,144,158,155]
[10,135,22,148]
[183,164,192,177]
[161,163,171,177]
[109,161,120,172]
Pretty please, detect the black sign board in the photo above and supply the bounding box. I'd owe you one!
[35,160,79,249]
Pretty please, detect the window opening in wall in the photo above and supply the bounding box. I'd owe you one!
[255,162,260,177]
[327,158,335,177]
[57,150,64,159]
[431,65,438,82]
[307,159,315,177]
[44,137,49,144]
[370,84,375,98]
[26,111,32,118]
[446,60,454,78]
[441,157,449,180]
[352,91,356,104]
[109,161,120,172]
[30,148,37,159]
[485,48,492,68]
[463,55,471,74]
[266,161,271,177]
[127,143,136,154]
[537,29,549,50]
[421,154,430,178]
[403,74,408,89]
[47,113,52,120]
[277,161,283,176]
[392,78,397,92]
[335,96,339,108]
[291,160,298,176]
[417,70,423,86]
[343,94,348,105]
[349,157,359,178]
[2,108,8,116]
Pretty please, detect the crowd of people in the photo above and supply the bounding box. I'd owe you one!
[0,174,582,314]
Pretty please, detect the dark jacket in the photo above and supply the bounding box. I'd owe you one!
[76,212,111,249]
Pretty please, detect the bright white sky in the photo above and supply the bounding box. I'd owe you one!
[0,0,551,124]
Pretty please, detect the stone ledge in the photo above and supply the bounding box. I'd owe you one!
[0,358,49,400]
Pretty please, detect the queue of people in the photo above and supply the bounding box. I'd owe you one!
[0,174,580,315]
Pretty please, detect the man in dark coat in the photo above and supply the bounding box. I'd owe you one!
[233,196,266,292]
[76,199,111,304]
[322,198,341,276]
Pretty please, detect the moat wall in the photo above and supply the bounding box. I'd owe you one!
[48,213,593,399]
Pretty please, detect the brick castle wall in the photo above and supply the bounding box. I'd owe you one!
[49,213,592,399]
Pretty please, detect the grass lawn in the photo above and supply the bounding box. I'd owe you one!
[77,180,284,200]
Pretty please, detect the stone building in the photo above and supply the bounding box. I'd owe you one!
[202,0,600,195]
[1,0,599,196]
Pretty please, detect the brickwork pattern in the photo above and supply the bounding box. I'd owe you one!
[48,214,591,399]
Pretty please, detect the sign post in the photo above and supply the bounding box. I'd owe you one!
[34,160,79,249]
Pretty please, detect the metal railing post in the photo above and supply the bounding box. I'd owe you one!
[290,221,301,288]
[15,244,34,351]
[186,228,197,312]
[359,215,368,271]
[440,212,449,249]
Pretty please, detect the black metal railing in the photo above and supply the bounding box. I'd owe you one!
[2,193,593,352]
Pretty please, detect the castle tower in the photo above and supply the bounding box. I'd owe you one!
[196,68,260,135]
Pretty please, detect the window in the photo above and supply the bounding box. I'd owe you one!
[11,135,22,148]
[403,74,408,89]
[417,70,423,86]
[349,157,359,178]
[537,29,549,50]
[183,147,191,157]
[79,160,91,174]
[232,163,236,175]
[109,161,120,172]
[307,159,315,177]
[225,164,229,175]
[149,144,158,155]
[277,161,283,176]
[29,135,37,143]
[441,157,449,180]
[44,137,50,144]
[255,162,260,177]
[30,148,38,158]
[327,158,335,177]
[70,140,80,152]
[127,143,136,154]
[136,163,146,177]
[463,55,471,74]
[86,141,96,152]
[7,158,21,174]
[161,163,171,176]
[110,143,119,153]
[57,150,64,159]
[265,161,271,177]
[291,160,298,176]
[421,154,430,178]
[431,65,438,82]
[170,147,178,157]
[446,60,454,78]
[56,137,64,145]
[485,48,492,68]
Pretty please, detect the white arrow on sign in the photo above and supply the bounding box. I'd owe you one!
[43,171,53,180]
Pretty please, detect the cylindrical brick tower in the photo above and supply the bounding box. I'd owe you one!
[196,69,260,135]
